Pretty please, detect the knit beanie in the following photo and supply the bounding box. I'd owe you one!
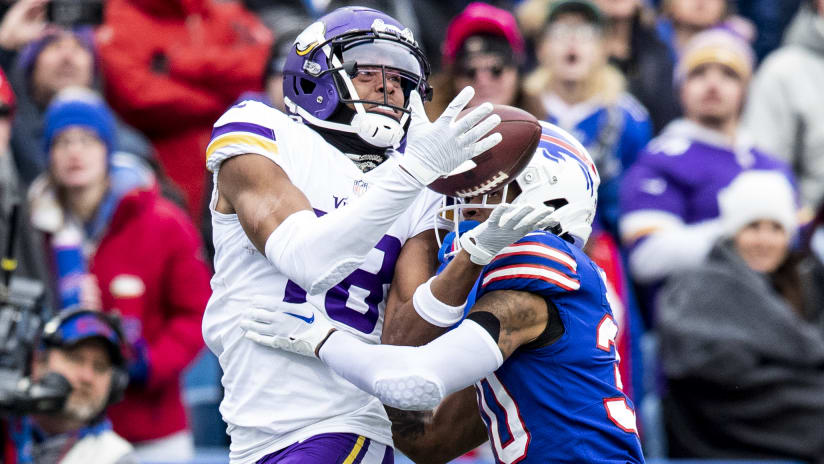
[18,27,96,83]
[43,87,116,157]
[717,170,798,238]
[675,27,754,85]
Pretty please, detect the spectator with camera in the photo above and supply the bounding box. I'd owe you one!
[657,170,824,461]
[4,309,137,464]
[0,0,152,187]
[27,88,211,461]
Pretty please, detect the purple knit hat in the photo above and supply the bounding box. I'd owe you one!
[17,27,96,82]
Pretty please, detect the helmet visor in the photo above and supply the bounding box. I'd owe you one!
[338,40,429,107]
[341,39,424,77]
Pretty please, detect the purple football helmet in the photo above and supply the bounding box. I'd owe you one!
[282,7,432,149]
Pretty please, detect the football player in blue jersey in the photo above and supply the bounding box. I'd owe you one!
[242,121,646,464]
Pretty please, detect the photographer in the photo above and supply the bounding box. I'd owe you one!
[28,87,210,461]
[3,308,136,463]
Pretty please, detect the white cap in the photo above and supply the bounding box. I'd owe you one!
[717,170,798,238]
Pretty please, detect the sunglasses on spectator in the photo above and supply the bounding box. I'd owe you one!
[457,64,507,80]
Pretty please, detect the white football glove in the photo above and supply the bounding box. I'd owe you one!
[240,300,336,358]
[399,87,502,186]
[460,202,559,265]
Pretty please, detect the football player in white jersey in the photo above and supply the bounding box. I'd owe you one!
[202,6,554,464]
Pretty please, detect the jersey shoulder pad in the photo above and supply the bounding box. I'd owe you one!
[206,101,291,172]
[479,231,581,297]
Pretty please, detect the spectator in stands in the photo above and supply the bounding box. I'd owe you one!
[657,0,729,59]
[95,0,272,223]
[27,89,211,461]
[4,309,136,463]
[428,2,536,118]
[594,0,680,132]
[657,170,824,462]
[524,0,652,237]
[743,0,824,215]
[619,28,793,319]
[0,0,152,186]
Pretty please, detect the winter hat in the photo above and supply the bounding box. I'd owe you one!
[675,27,754,84]
[443,2,526,66]
[43,87,116,157]
[547,0,605,28]
[718,170,798,238]
[18,27,95,82]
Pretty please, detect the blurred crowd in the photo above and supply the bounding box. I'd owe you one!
[0,0,823,462]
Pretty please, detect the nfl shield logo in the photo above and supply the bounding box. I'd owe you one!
[353,180,368,196]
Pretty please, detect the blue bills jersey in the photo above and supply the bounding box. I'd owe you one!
[467,231,645,464]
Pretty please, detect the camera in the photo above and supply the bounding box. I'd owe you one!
[0,278,70,416]
[46,0,104,28]
[0,204,69,417]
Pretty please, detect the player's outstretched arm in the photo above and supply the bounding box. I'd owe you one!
[241,288,549,410]
[216,88,501,296]
[383,202,558,345]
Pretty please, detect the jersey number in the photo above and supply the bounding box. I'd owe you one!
[597,314,638,434]
[475,374,530,464]
[283,235,402,334]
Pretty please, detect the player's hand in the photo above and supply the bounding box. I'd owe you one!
[460,202,558,265]
[399,87,502,186]
[240,298,337,358]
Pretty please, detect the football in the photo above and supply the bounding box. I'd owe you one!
[428,104,541,198]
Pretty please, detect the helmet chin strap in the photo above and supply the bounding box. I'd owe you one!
[351,111,404,148]
[284,96,405,149]
[331,54,408,149]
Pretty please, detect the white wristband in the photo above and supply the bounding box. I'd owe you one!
[412,276,466,327]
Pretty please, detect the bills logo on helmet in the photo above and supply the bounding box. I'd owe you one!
[539,125,597,198]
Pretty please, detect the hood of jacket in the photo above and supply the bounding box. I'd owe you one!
[784,3,824,55]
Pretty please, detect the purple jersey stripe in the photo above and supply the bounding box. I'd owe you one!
[380,445,394,464]
[211,121,276,142]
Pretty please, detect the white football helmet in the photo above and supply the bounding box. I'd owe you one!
[436,121,600,258]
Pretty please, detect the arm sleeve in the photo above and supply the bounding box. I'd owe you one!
[146,211,211,389]
[265,163,424,295]
[207,102,426,295]
[319,320,503,410]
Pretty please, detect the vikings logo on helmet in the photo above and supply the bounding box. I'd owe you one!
[282,7,432,150]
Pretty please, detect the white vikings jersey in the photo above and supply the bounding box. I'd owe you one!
[202,101,443,463]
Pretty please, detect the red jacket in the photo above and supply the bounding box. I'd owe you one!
[95,0,272,221]
[90,186,211,443]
